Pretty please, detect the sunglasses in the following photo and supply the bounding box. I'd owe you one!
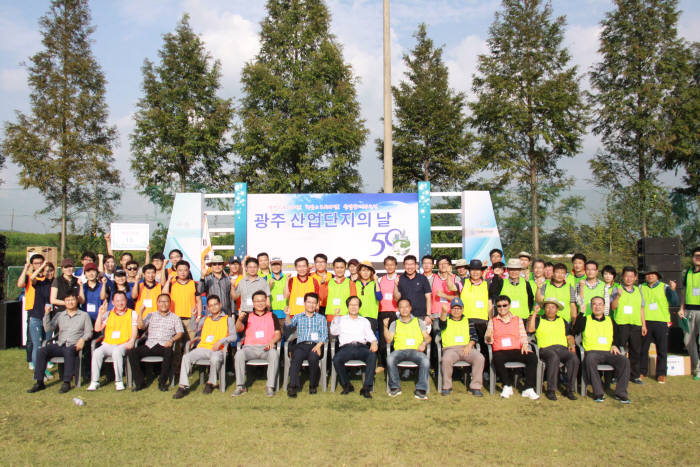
[210,263,224,266]
[496,304,509,308]
[126,267,138,271]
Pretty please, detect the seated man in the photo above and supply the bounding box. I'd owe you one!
[384,298,432,400]
[87,291,137,391]
[174,295,236,398]
[285,292,328,397]
[232,291,282,397]
[526,297,579,401]
[439,297,485,397]
[330,296,378,398]
[572,296,631,403]
[127,294,184,392]
[485,295,539,400]
[28,290,93,394]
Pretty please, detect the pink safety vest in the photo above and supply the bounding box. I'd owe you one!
[492,317,522,351]
[379,275,398,312]
[244,312,276,345]
[431,274,456,316]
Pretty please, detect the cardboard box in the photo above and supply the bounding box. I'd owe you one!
[648,354,691,376]
[26,246,57,267]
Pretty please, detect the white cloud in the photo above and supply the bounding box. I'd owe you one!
[564,24,602,91]
[0,67,27,92]
[446,34,489,102]
[0,8,41,58]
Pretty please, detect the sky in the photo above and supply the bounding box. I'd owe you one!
[0,0,698,233]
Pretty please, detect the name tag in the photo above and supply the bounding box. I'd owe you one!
[511,300,520,309]
[205,335,214,343]
[143,299,152,308]
[310,332,319,341]
[255,330,264,338]
[693,288,700,297]
[296,296,304,306]
[455,335,464,343]
[333,298,341,306]
[501,337,512,347]
[276,294,284,302]
[87,303,96,313]
[111,331,120,339]
[597,336,608,345]
[475,300,484,309]
[383,292,393,300]
[623,305,633,315]
[405,338,416,346]
[649,302,658,311]
[246,297,253,307]
[440,297,448,303]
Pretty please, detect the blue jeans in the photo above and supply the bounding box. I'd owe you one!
[28,317,45,367]
[387,349,430,392]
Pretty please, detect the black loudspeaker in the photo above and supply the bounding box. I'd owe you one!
[0,234,5,303]
[637,237,681,255]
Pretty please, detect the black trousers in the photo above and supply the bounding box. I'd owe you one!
[492,349,538,389]
[35,343,78,383]
[617,324,642,379]
[640,321,669,377]
[333,343,377,388]
[127,344,173,387]
[539,345,579,392]
[471,319,489,369]
[378,312,396,368]
[584,350,629,399]
[289,342,323,389]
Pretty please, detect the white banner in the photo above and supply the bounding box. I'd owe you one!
[110,223,150,251]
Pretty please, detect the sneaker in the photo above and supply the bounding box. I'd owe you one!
[87,382,99,391]
[266,387,275,397]
[441,389,452,396]
[694,372,700,381]
[341,383,355,395]
[27,382,46,393]
[545,391,557,401]
[522,388,539,400]
[500,385,513,399]
[470,389,484,397]
[28,363,35,371]
[631,377,643,385]
[593,395,605,402]
[657,376,666,384]
[360,386,372,399]
[615,395,631,404]
[115,381,125,391]
[172,387,189,399]
[414,389,428,400]
[388,388,402,397]
[202,383,215,394]
[44,370,53,380]
[58,382,71,393]
[46,361,55,369]
[565,390,578,401]
[232,386,247,397]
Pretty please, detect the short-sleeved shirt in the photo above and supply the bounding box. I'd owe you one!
[31,279,53,320]
[200,273,233,315]
[236,276,271,312]
[143,311,184,348]
[397,273,432,317]
[51,275,81,312]
[388,317,429,334]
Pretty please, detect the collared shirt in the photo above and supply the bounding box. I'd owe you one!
[396,272,432,317]
[236,276,271,312]
[287,312,327,343]
[486,312,529,348]
[645,281,679,306]
[190,313,238,345]
[330,315,377,347]
[572,314,621,347]
[542,281,576,303]
[143,311,184,348]
[610,285,646,306]
[43,309,93,347]
[200,272,233,315]
[438,315,479,344]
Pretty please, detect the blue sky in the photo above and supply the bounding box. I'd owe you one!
[1,0,698,233]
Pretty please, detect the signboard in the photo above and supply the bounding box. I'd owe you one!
[110,223,150,251]
[246,193,419,263]
[162,193,205,280]
[461,191,503,262]
[26,246,57,266]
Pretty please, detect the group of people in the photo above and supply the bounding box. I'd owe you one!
[18,239,700,403]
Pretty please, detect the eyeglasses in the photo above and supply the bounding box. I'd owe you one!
[496,304,509,308]
[126,267,138,271]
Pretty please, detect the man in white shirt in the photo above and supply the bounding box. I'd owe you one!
[330,296,378,398]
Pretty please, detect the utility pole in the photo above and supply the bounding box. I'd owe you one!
[383,0,393,193]
[10,208,14,232]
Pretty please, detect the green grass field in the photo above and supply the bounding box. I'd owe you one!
[1,348,698,466]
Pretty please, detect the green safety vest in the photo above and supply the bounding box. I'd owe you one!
[614,286,643,326]
[441,316,471,348]
[582,316,614,351]
[580,280,605,316]
[686,269,700,306]
[267,273,287,310]
[356,280,379,320]
[541,282,573,322]
[393,318,424,350]
[326,278,353,316]
[535,316,568,349]
[641,282,670,322]
[566,273,586,290]
[501,279,530,319]
[460,281,489,320]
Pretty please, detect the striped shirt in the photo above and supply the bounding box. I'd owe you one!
[287,312,327,343]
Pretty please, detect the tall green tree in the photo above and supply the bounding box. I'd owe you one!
[469,0,588,256]
[2,0,119,258]
[589,0,696,236]
[236,0,367,193]
[130,14,235,211]
[376,23,472,192]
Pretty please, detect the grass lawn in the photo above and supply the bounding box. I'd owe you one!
[1,347,698,466]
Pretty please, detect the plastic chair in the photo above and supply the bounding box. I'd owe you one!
[487,343,542,395]
[186,338,229,392]
[90,334,131,388]
[578,344,624,397]
[283,331,328,392]
[385,341,431,394]
[235,339,281,391]
[130,336,185,388]
[435,333,479,392]
[329,336,369,392]
[43,338,83,387]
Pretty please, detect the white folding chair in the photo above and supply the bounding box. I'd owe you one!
[235,339,281,391]
[435,334,478,392]
[186,338,229,392]
[329,336,369,392]
[283,331,328,392]
[90,335,131,387]
[487,344,542,395]
[385,342,431,394]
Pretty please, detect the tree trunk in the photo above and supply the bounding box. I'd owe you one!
[531,162,539,257]
[423,159,430,182]
[60,184,67,260]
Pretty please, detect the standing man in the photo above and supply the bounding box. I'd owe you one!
[536,263,577,322]
[233,257,271,314]
[460,260,492,368]
[228,256,243,314]
[51,258,85,312]
[517,251,532,279]
[577,261,605,317]
[311,254,331,316]
[133,264,161,318]
[494,259,534,320]
[267,257,288,324]
[679,247,700,380]
[257,252,271,278]
[325,257,357,323]
[421,255,435,286]
[27,290,92,394]
[18,254,47,370]
[485,248,506,280]
[81,262,105,323]
[640,266,678,383]
[285,257,320,317]
[611,267,647,384]
[568,253,587,288]
[355,261,382,335]
[430,255,460,329]
[200,255,233,316]
[454,259,470,286]
[377,256,399,371]
[285,293,327,397]
[393,255,432,329]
